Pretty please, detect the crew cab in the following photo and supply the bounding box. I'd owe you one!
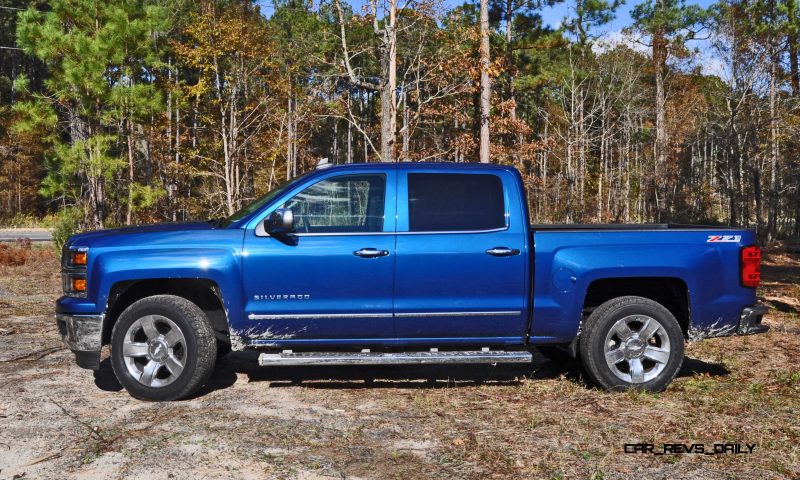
[56,163,768,400]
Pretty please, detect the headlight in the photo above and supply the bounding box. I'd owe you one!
[62,247,88,298]
[70,251,87,266]
[63,273,88,297]
[63,247,89,268]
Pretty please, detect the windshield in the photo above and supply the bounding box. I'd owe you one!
[221,171,314,226]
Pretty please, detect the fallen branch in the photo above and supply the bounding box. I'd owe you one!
[19,451,62,468]
[0,346,65,363]
[47,398,117,449]
[4,448,64,478]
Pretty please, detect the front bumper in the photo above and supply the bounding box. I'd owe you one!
[738,305,769,335]
[56,313,103,369]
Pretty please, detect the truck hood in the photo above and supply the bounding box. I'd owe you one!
[65,221,220,249]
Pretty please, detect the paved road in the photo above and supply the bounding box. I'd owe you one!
[0,229,53,242]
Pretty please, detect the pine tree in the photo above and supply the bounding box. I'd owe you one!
[631,0,708,221]
[15,0,168,228]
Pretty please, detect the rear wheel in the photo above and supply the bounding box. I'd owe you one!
[110,295,217,401]
[579,296,684,392]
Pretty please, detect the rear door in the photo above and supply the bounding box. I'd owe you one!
[393,169,529,343]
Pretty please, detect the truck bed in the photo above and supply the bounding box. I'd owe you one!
[531,223,731,231]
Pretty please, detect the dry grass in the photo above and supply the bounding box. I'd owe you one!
[0,239,35,266]
[0,248,797,479]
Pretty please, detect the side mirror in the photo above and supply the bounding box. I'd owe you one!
[264,208,294,234]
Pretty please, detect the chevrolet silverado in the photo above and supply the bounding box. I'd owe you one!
[56,163,767,400]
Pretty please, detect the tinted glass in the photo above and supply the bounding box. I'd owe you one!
[283,174,386,233]
[222,171,314,226]
[408,173,505,232]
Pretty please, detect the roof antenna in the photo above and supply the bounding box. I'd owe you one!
[316,157,332,169]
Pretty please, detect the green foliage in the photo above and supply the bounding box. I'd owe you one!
[631,0,709,43]
[52,206,82,254]
[1,0,799,236]
[564,0,625,46]
[14,0,169,228]
[129,183,166,212]
[0,213,57,229]
[10,100,58,140]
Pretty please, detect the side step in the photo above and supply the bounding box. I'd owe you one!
[257,349,532,366]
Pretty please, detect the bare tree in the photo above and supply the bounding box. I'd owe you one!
[479,0,491,163]
[333,0,398,162]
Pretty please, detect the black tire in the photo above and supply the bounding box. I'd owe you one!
[579,296,684,392]
[110,295,217,401]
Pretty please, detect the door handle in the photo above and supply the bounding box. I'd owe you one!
[485,247,520,257]
[354,248,389,258]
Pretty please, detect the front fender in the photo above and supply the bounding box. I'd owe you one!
[88,248,245,329]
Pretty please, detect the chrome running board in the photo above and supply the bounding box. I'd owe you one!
[257,349,532,366]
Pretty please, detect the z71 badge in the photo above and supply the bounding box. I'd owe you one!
[707,235,741,243]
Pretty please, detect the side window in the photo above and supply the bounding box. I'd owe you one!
[283,174,386,233]
[408,173,505,232]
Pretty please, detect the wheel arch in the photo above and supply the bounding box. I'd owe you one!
[102,278,229,346]
[582,277,691,337]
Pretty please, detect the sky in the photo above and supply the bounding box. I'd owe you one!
[516,0,723,76]
[258,0,726,76]
[258,0,717,35]
[537,0,718,34]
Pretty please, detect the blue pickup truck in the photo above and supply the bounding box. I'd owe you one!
[56,163,767,400]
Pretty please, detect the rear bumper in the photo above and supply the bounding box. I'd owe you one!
[55,313,103,370]
[738,305,769,335]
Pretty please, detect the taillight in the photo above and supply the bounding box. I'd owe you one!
[741,246,761,288]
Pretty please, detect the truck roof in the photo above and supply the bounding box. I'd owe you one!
[316,162,518,173]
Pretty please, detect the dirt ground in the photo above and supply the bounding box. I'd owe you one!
[0,242,798,480]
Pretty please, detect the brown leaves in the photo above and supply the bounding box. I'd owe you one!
[0,239,33,266]
[173,1,280,77]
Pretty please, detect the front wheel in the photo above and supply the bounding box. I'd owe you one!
[110,295,217,401]
[579,296,684,392]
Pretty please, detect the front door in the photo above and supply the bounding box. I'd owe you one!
[242,171,397,344]
[393,170,529,343]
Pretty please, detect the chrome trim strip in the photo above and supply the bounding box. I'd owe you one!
[248,311,521,320]
[286,231,393,237]
[396,227,508,235]
[248,313,393,320]
[395,311,521,318]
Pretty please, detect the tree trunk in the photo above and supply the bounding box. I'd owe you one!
[767,52,779,241]
[787,0,800,236]
[789,0,799,96]
[379,0,397,162]
[479,0,491,163]
[505,0,516,123]
[402,89,409,160]
[287,88,294,179]
[126,117,135,225]
[652,24,668,221]
[167,57,174,222]
[347,95,353,164]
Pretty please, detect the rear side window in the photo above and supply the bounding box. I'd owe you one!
[408,173,505,232]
